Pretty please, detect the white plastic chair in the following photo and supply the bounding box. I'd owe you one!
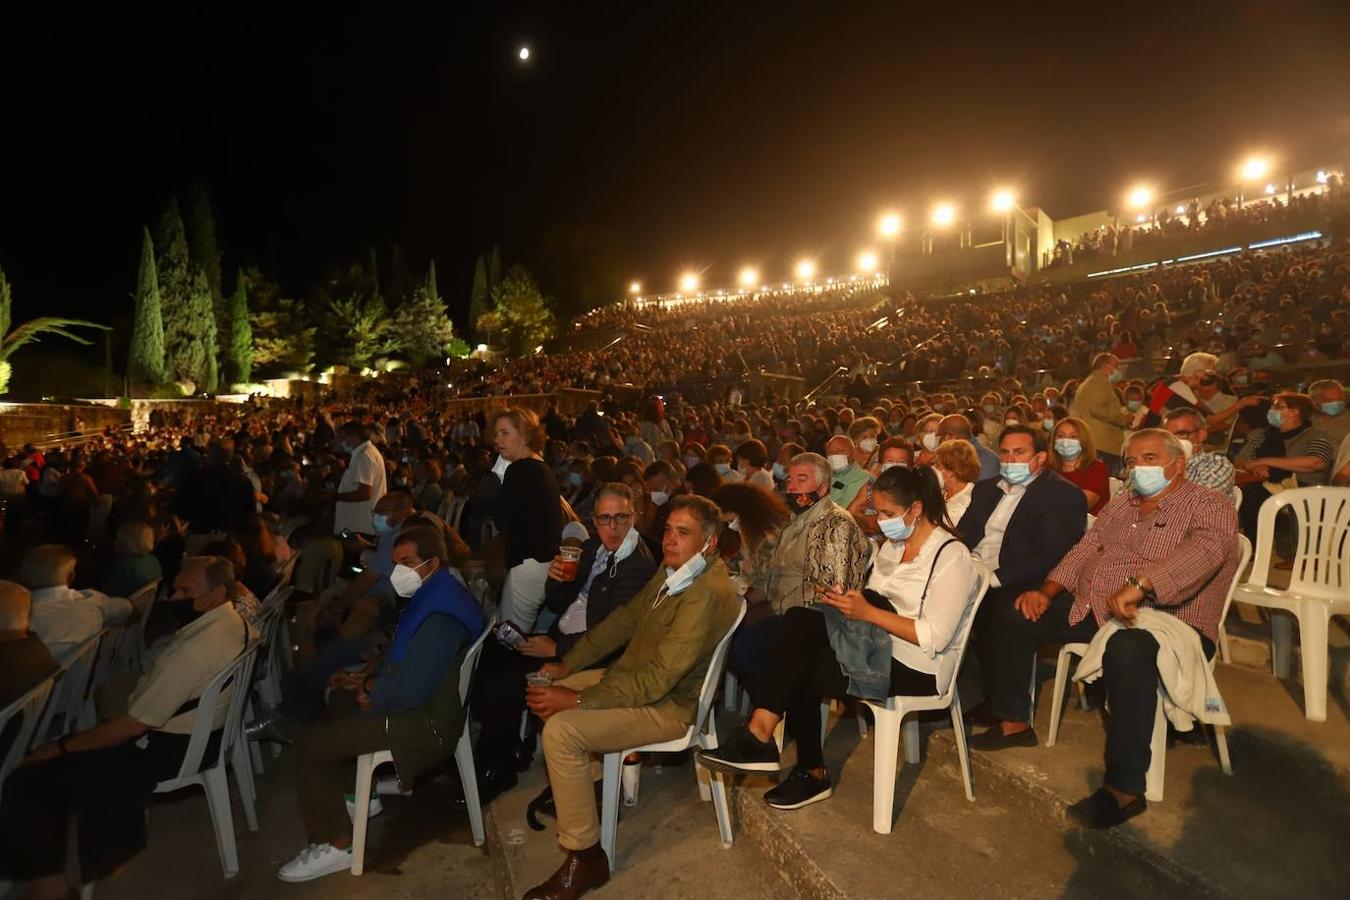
[0,674,57,803]
[1046,535,1250,801]
[605,600,746,867]
[125,579,162,673]
[1109,476,1124,498]
[350,618,493,875]
[151,644,261,878]
[1231,484,1242,510]
[1231,486,1350,721]
[38,631,104,740]
[864,566,989,835]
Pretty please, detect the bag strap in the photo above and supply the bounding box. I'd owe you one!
[917,539,960,617]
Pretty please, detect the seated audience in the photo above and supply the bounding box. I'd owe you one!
[0,556,255,898]
[972,429,1240,829]
[18,543,133,662]
[936,413,1000,480]
[845,436,913,535]
[824,434,870,508]
[931,439,980,525]
[699,467,977,811]
[1234,392,1336,540]
[98,519,164,598]
[734,439,775,491]
[1163,407,1235,495]
[521,496,740,899]
[277,526,484,882]
[0,580,59,709]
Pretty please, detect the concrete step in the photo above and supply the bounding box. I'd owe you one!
[484,754,790,900]
[940,660,1350,900]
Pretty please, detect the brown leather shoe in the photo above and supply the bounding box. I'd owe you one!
[521,843,611,900]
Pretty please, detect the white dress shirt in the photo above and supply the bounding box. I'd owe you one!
[30,585,133,662]
[945,482,975,526]
[334,440,388,536]
[972,475,1037,587]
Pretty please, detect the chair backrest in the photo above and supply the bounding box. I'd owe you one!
[457,618,495,707]
[1215,534,1253,669]
[1109,476,1124,498]
[1246,486,1350,600]
[274,554,299,592]
[691,600,748,733]
[167,643,261,783]
[254,588,292,683]
[1231,485,1243,510]
[1086,513,1097,530]
[0,674,57,790]
[935,564,992,700]
[128,579,161,641]
[39,630,104,740]
[448,495,469,534]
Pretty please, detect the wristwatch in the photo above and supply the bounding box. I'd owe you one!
[1124,575,1156,603]
[575,691,584,709]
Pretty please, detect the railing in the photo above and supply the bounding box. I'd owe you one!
[802,366,849,405]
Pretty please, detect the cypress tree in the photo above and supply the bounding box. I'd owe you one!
[226,270,253,384]
[469,254,489,338]
[129,226,167,386]
[488,245,502,295]
[187,182,223,301]
[189,268,220,392]
[157,199,194,383]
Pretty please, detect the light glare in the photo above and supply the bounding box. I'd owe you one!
[857,250,878,273]
[1126,186,1153,209]
[990,190,1015,213]
[1240,156,1269,181]
[518,47,531,61]
[931,203,956,227]
[738,267,759,288]
[795,259,816,280]
[878,213,901,237]
[628,281,641,294]
[679,272,699,292]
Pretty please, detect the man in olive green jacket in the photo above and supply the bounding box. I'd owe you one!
[523,495,741,900]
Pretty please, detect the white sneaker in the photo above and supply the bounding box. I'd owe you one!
[344,793,384,821]
[277,843,353,882]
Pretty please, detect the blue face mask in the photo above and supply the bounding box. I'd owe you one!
[1126,400,1142,412]
[714,462,731,476]
[1266,408,1284,428]
[1130,464,1173,498]
[567,472,583,488]
[771,462,787,481]
[372,513,393,534]
[877,510,915,542]
[1000,462,1033,485]
[1321,401,1345,417]
[1054,438,1083,459]
[1108,370,1122,383]
[1041,418,1055,431]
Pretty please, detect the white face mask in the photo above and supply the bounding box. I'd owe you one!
[828,454,850,473]
[726,517,741,532]
[657,538,713,607]
[881,461,906,472]
[649,490,670,506]
[1177,437,1194,459]
[390,558,432,598]
[858,438,878,454]
[921,433,941,451]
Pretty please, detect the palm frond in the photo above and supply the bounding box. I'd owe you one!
[0,317,109,360]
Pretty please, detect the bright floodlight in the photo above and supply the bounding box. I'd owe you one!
[857,250,878,273]
[1135,214,1147,223]
[795,259,816,281]
[931,203,956,227]
[679,272,699,292]
[1264,183,1276,194]
[878,213,901,237]
[518,47,531,61]
[1240,156,1269,181]
[990,190,1015,213]
[1174,205,1186,214]
[1126,186,1153,209]
[738,267,759,289]
[1316,170,1329,184]
[628,281,641,294]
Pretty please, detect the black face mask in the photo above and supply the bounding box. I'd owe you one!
[172,599,207,627]
[785,490,823,516]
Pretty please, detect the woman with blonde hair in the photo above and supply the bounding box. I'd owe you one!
[491,407,564,631]
[1047,416,1109,513]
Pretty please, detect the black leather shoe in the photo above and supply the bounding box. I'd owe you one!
[1067,787,1147,829]
[521,843,610,900]
[244,717,294,745]
[470,766,518,807]
[967,725,1037,752]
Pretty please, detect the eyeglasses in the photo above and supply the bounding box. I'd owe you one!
[1170,428,1200,438]
[594,513,633,527]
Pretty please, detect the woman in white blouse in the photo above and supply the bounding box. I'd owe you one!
[699,466,978,811]
[931,440,981,526]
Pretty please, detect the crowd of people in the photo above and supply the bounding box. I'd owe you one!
[0,236,1348,900]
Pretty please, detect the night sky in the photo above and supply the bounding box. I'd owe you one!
[3,1,1349,327]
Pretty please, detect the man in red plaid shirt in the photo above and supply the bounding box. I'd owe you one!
[971,428,1240,828]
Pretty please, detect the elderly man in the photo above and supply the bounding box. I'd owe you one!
[937,413,1000,480]
[1,556,255,898]
[1309,378,1349,446]
[973,429,1240,829]
[334,421,387,537]
[1070,353,1130,472]
[521,495,740,900]
[1163,408,1234,494]
[17,543,133,662]
[824,435,871,507]
[0,580,58,710]
[472,483,657,802]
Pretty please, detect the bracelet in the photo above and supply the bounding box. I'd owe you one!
[575,691,583,709]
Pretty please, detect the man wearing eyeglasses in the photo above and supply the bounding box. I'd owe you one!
[470,483,656,803]
[1162,408,1234,494]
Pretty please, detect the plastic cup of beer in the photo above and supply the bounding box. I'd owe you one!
[558,545,583,580]
[525,671,553,687]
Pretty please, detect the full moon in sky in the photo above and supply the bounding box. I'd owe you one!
[518,46,530,61]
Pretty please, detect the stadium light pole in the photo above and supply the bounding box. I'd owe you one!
[878,213,901,285]
[1238,155,1270,209]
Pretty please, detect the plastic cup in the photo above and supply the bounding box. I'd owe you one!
[525,671,553,687]
[557,545,582,580]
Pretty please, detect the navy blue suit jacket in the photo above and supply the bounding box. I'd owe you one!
[959,470,1087,595]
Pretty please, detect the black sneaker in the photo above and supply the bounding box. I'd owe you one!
[763,767,833,810]
[696,726,781,774]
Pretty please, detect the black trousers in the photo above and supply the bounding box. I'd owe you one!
[985,592,1214,795]
[752,606,937,772]
[0,730,215,881]
[471,636,544,769]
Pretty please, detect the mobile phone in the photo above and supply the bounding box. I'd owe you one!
[496,621,526,649]
[340,529,354,540]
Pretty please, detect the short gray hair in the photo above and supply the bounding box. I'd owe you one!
[593,482,635,508]
[1125,427,1186,462]
[1308,379,1342,399]
[115,520,155,556]
[1163,407,1205,430]
[789,452,831,488]
[182,555,239,600]
[17,544,77,590]
[1180,352,1218,376]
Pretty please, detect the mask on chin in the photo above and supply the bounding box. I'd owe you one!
[656,537,714,607]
